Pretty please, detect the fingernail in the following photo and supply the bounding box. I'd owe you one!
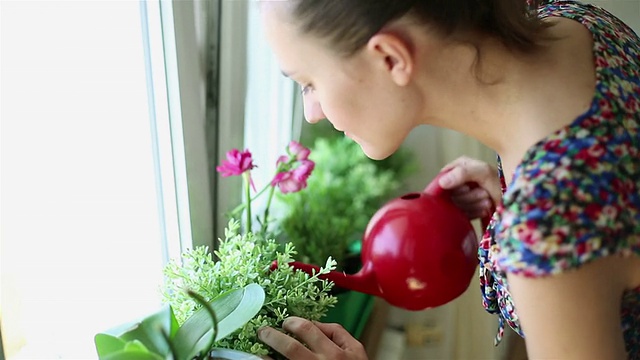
[439,174,452,187]
[257,326,269,340]
[282,317,298,327]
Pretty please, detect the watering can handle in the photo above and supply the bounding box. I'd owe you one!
[425,171,494,231]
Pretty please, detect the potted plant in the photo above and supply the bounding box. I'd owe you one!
[95,141,339,359]
[161,220,337,358]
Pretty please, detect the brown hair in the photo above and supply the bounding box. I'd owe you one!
[289,0,552,57]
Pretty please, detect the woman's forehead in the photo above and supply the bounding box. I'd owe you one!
[258,0,295,22]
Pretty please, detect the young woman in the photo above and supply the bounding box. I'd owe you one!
[256,1,640,359]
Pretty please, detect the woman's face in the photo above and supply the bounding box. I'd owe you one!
[260,4,421,160]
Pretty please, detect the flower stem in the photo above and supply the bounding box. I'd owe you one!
[229,183,271,217]
[260,185,276,236]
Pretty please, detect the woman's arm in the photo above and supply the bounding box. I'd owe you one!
[506,255,628,359]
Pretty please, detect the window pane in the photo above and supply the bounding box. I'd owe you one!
[1,1,166,358]
[243,0,298,205]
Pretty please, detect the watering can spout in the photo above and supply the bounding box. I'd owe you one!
[286,261,383,297]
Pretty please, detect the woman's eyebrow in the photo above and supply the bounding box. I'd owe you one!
[281,70,295,78]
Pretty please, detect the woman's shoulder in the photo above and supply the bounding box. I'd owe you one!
[495,154,639,278]
[530,1,640,145]
[494,110,640,276]
[539,1,640,94]
[539,0,639,41]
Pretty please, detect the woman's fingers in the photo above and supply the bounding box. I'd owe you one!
[450,186,490,203]
[258,318,369,360]
[259,317,344,359]
[258,324,316,359]
[438,156,501,205]
[281,317,343,355]
[312,321,366,355]
[435,156,500,226]
[451,187,492,210]
[439,156,494,188]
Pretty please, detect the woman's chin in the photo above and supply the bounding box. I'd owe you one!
[357,140,395,160]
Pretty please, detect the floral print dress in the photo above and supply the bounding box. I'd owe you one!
[479,1,640,358]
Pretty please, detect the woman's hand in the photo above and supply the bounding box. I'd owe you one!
[258,317,368,360]
[437,156,501,220]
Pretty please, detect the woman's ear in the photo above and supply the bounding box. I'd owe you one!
[366,32,414,86]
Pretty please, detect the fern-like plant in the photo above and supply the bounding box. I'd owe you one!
[161,220,338,357]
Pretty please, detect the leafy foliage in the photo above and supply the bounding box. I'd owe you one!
[274,136,418,267]
[95,284,264,360]
[161,220,338,357]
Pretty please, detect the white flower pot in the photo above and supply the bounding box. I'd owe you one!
[209,348,264,360]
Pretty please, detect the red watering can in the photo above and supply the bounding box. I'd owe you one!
[284,172,491,311]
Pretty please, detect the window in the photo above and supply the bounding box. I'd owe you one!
[0,1,199,358]
[244,0,301,191]
[0,1,296,358]
[215,0,301,233]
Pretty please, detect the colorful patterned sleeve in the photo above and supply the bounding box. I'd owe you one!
[493,131,639,277]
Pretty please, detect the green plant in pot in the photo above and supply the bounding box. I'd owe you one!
[162,221,337,358]
[95,142,338,359]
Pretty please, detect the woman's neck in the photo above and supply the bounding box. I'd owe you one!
[415,18,595,179]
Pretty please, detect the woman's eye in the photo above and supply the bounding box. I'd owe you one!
[300,84,313,95]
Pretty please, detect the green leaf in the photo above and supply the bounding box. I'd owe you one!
[216,284,265,341]
[123,340,152,352]
[94,334,126,358]
[172,283,265,360]
[214,283,265,340]
[95,337,163,360]
[101,305,178,357]
[101,348,165,360]
[183,290,220,360]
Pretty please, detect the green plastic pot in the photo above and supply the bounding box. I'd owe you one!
[322,242,375,339]
[323,290,375,339]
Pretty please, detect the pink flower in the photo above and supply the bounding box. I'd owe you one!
[271,160,315,194]
[292,159,314,182]
[271,171,304,194]
[216,149,256,177]
[276,155,289,166]
[288,141,310,161]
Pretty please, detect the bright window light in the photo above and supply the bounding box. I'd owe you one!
[1,1,181,358]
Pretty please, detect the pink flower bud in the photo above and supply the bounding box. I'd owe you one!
[271,171,305,193]
[216,149,256,177]
[276,155,289,166]
[288,141,311,161]
[271,160,315,194]
[292,160,315,182]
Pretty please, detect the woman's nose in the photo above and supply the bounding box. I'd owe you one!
[303,95,325,124]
